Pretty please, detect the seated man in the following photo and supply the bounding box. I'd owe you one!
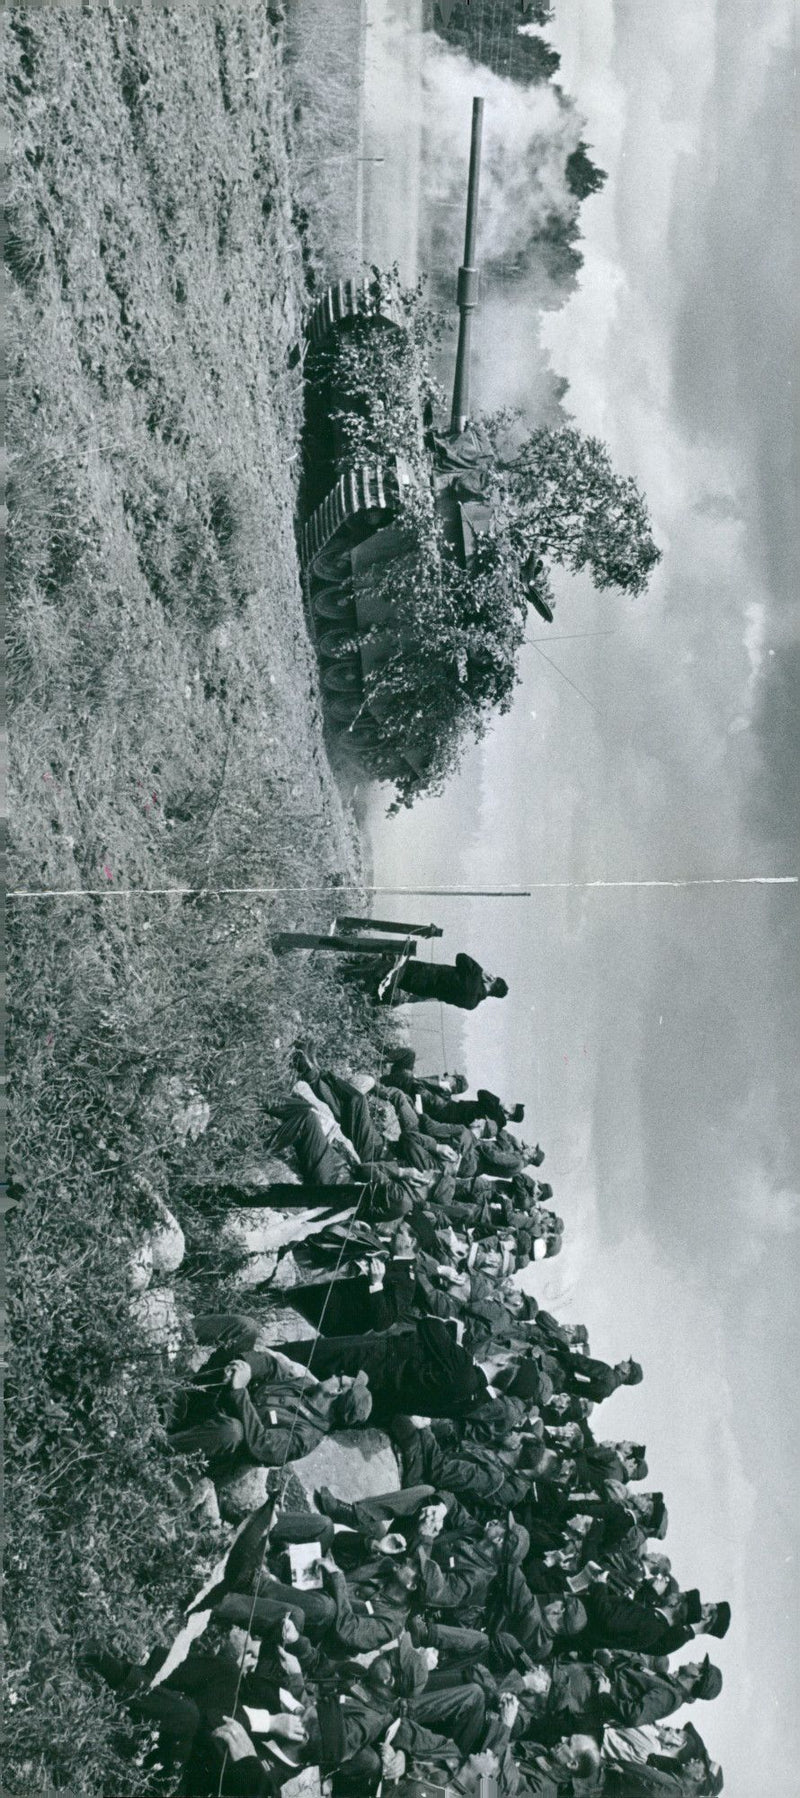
[291,1057,468,1176]
[261,1101,427,1219]
[555,1353,644,1406]
[79,1636,307,1796]
[378,1084,478,1175]
[212,1646,505,1791]
[391,1415,542,1517]
[263,1072,456,1215]
[517,1733,602,1796]
[601,1721,723,1796]
[473,1135,531,1178]
[218,1554,422,1658]
[418,1088,525,1130]
[505,1659,613,1747]
[601,1653,722,1727]
[168,1328,372,1467]
[569,1583,731,1659]
[315,1484,458,1544]
[380,1054,468,1102]
[268,1067,383,1174]
[270,1313,490,1427]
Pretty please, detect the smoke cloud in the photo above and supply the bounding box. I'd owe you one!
[361,7,590,420]
[420,38,584,270]
[416,38,588,416]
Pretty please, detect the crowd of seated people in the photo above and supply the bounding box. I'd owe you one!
[82,1043,727,1797]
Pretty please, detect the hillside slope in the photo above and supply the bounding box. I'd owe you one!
[5,8,387,1792]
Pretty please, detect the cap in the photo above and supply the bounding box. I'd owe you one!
[706,1601,731,1639]
[646,1493,668,1539]
[692,1655,723,1701]
[366,1657,394,1694]
[340,1371,373,1425]
[680,1721,711,1764]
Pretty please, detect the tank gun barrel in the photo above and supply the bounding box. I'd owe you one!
[450,96,485,435]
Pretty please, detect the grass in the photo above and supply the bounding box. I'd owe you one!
[284,0,367,280]
[4,5,397,1792]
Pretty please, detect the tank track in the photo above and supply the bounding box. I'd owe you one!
[302,275,408,351]
[299,458,416,574]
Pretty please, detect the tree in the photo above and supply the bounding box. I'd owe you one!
[565,141,608,200]
[428,1,559,84]
[356,531,527,811]
[515,32,560,83]
[502,425,662,597]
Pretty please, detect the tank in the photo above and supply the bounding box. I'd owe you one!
[298,98,510,790]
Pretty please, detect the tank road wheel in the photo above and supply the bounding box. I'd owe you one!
[309,539,354,585]
[313,586,357,626]
[322,659,362,696]
[309,512,389,585]
[347,721,380,752]
[327,695,362,725]
[318,628,360,662]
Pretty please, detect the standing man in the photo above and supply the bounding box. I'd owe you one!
[378,951,508,1011]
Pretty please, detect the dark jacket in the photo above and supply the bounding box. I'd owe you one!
[560,1352,623,1403]
[399,954,489,1011]
[579,1586,694,1657]
[276,1317,488,1425]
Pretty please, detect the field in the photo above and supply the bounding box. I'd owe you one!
[4,6,391,1792]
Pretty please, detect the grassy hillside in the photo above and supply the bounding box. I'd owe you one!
[284,0,367,278]
[4,6,388,1792]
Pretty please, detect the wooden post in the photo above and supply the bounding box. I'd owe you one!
[272,932,418,956]
[333,915,443,938]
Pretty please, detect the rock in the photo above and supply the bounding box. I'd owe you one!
[291,1429,400,1505]
[188,1477,222,1530]
[270,1250,303,1289]
[130,1288,182,1359]
[241,1158,300,1187]
[229,1248,304,1292]
[221,1206,344,1257]
[349,1073,376,1096]
[252,1309,316,1347]
[217,1464,271,1520]
[221,1208,299,1256]
[148,1200,185,1274]
[128,1241,154,1291]
[231,1252,280,1289]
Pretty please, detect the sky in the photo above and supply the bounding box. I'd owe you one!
[360,0,800,1789]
